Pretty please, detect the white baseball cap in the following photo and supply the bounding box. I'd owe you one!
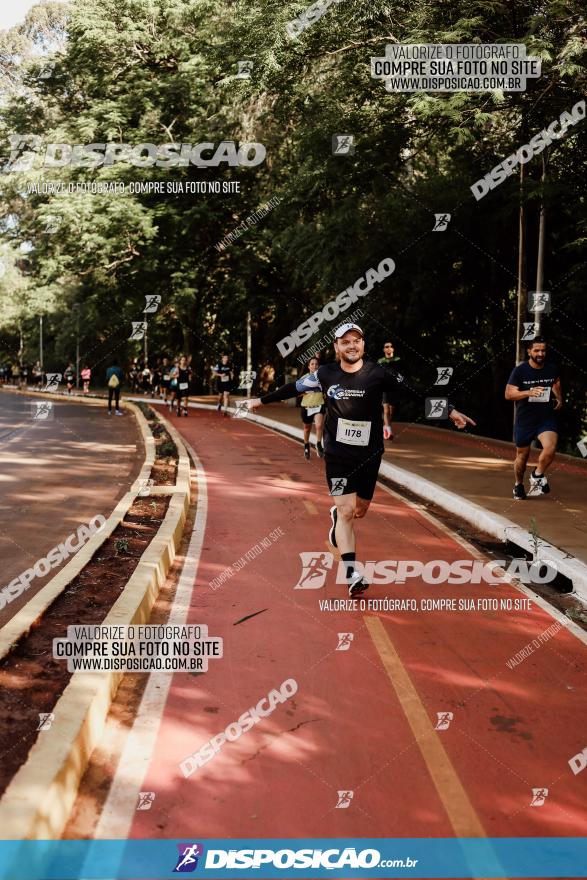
[334,323,364,339]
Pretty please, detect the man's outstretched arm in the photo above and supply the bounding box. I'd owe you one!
[247,372,322,408]
[383,367,476,430]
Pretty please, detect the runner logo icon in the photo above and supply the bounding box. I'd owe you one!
[530,788,549,806]
[238,370,256,390]
[434,367,453,385]
[44,372,62,391]
[332,134,355,155]
[336,790,354,809]
[522,322,539,341]
[3,133,42,171]
[37,712,54,731]
[425,398,448,419]
[233,401,251,420]
[528,291,551,313]
[129,321,147,340]
[137,791,156,810]
[32,401,54,420]
[174,843,204,872]
[330,477,348,495]
[434,711,454,730]
[433,213,451,231]
[336,632,354,651]
[294,552,334,589]
[144,294,161,313]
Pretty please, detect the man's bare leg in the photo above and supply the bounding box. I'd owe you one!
[514,446,530,484]
[535,431,558,476]
[528,430,558,495]
[333,493,356,555]
[331,494,372,595]
[315,413,324,444]
[355,497,370,519]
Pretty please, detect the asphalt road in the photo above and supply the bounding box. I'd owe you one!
[0,390,144,626]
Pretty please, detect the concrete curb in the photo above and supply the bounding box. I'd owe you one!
[0,405,191,840]
[376,459,587,600]
[179,402,587,602]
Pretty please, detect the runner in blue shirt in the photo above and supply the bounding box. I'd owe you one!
[505,337,563,500]
[106,360,124,415]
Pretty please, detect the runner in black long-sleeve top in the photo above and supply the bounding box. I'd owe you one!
[246,323,475,596]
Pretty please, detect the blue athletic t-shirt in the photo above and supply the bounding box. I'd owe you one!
[507,361,559,425]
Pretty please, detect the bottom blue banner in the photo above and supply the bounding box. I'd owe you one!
[0,838,585,879]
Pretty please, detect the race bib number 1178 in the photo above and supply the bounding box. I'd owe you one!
[336,418,371,446]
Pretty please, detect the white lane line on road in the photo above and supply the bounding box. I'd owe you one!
[94,439,208,839]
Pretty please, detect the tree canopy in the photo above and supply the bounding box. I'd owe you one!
[0,0,585,447]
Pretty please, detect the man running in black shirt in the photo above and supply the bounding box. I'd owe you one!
[378,340,401,439]
[213,354,233,416]
[64,362,75,395]
[246,323,475,596]
[505,337,563,500]
[176,356,192,416]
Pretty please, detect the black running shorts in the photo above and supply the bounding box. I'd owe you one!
[325,453,382,501]
[301,404,325,424]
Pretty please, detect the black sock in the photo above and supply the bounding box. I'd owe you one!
[341,552,356,581]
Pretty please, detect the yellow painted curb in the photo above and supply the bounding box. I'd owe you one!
[0,404,192,839]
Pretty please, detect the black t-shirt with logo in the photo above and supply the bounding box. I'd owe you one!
[215,363,232,384]
[507,361,559,427]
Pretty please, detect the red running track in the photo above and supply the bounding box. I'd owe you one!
[126,407,587,841]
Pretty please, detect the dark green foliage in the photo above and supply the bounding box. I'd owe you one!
[0,0,585,445]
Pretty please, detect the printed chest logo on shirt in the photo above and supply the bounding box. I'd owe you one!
[326,384,365,399]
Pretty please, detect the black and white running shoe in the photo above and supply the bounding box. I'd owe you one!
[529,469,550,495]
[328,505,338,548]
[348,573,369,597]
[316,441,325,459]
[513,483,526,500]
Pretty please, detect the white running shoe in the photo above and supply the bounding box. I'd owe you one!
[348,573,369,597]
[528,470,550,496]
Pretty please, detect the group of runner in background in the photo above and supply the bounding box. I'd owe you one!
[156,354,236,417]
[0,355,236,417]
[0,361,93,393]
[0,335,564,505]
